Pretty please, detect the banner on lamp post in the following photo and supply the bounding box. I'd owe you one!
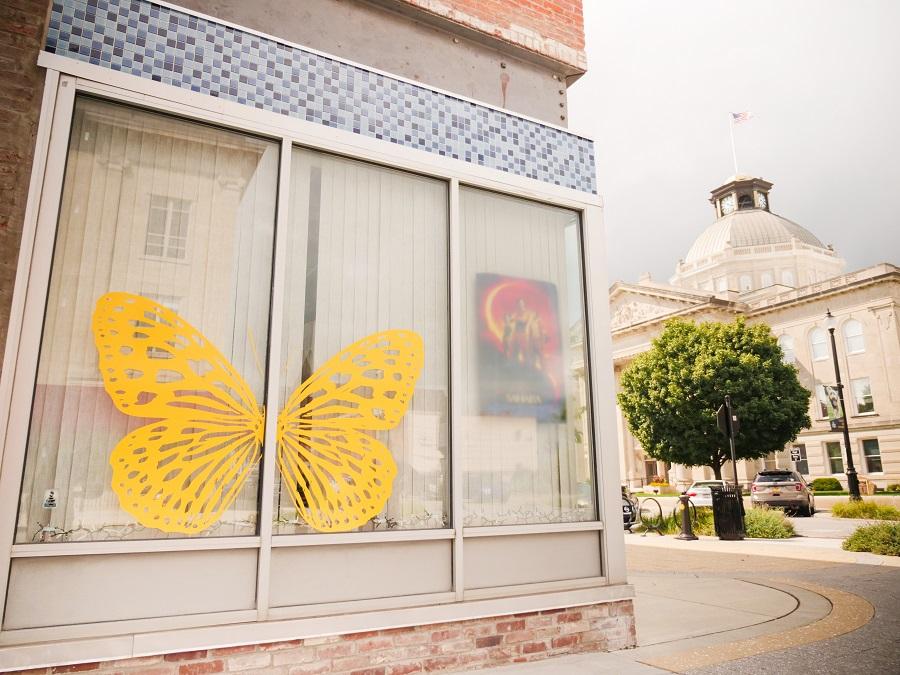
[824,385,844,432]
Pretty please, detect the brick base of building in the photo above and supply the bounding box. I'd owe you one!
[12,600,635,674]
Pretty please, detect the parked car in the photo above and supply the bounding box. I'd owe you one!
[622,488,638,530]
[751,469,815,516]
[683,480,727,507]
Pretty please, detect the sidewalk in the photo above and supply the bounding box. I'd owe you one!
[452,535,886,674]
[626,531,900,567]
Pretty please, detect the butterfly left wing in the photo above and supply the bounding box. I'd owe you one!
[276,330,423,532]
[92,292,264,533]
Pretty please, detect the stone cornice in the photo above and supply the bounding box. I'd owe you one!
[748,265,900,317]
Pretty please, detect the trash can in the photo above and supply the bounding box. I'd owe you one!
[710,484,745,540]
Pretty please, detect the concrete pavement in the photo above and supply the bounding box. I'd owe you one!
[452,533,898,674]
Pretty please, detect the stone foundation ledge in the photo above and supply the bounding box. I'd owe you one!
[9,600,635,675]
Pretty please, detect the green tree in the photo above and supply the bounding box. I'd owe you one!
[617,318,810,480]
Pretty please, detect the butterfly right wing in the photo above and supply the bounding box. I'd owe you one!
[276,330,422,532]
[92,292,264,533]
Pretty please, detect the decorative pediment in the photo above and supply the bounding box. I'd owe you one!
[609,285,708,331]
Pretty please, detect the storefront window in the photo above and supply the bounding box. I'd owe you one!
[273,149,449,533]
[459,188,595,526]
[16,98,279,542]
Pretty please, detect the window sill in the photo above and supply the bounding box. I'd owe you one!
[851,412,878,418]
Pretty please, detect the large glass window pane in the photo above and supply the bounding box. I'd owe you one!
[459,188,595,526]
[16,98,278,542]
[273,149,449,534]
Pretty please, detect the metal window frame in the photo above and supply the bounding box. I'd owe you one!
[0,53,627,668]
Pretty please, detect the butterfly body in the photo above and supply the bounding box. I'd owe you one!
[92,292,422,534]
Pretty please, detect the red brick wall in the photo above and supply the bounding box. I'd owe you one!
[394,0,586,70]
[10,601,635,674]
[0,0,49,363]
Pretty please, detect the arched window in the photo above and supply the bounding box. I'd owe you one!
[778,335,795,364]
[739,275,752,291]
[781,270,795,286]
[842,319,865,354]
[809,327,828,361]
[760,271,774,288]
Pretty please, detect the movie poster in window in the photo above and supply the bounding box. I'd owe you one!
[476,273,565,422]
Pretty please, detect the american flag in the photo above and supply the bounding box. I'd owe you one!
[731,111,753,124]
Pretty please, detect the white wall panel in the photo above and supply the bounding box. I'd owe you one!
[269,540,451,606]
[4,549,258,629]
[464,532,600,590]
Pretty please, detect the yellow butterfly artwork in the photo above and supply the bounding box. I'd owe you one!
[91,292,424,534]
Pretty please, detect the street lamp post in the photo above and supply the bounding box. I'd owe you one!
[824,310,862,501]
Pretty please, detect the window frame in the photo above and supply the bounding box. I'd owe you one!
[825,441,844,475]
[0,62,621,652]
[850,377,875,415]
[809,327,829,361]
[861,439,883,474]
[842,318,865,355]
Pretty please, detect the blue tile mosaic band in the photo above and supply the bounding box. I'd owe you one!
[45,0,596,193]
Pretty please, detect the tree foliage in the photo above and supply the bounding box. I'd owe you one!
[617,318,810,478]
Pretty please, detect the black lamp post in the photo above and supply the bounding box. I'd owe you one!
[824,310,862,501]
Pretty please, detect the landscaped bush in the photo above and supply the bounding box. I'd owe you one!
[744,506,795,539]
[831,500,900,521]
[842,523,900,556]
[887,484,900,493]
[810,477,842,492]
[637,506,715,536]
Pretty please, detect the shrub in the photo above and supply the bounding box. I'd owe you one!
[843,523,900,556]
[810,477,842,492]
[887,484,900,493]
[637,506,715,536]
[744,506,794,539]
[831,501,900,521]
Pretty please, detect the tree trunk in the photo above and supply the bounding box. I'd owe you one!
[712,463,722,480]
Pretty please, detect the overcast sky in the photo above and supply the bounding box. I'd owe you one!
[567,0,900,285]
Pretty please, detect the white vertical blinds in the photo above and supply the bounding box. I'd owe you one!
[16,98,278,542]
[459,188,595,526]
[273,148,450,533]
[15,99,600,544]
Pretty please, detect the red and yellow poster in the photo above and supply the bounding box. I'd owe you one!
[476,273,564,422]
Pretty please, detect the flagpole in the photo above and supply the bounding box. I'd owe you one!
[728,113,739,175]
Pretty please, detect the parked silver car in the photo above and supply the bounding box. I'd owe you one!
[751,469,815,516]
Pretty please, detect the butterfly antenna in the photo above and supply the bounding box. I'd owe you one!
[247,327,265,380]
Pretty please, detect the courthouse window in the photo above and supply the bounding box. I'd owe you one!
[851,378,874,414]
[459,188,596,526]
[825,442,843,474]
[809,328,828,361]
[144,195,190,259]
[15,98,279,542]
[842,319,865,354]
[778,335,795,364]
[862,440,882,473]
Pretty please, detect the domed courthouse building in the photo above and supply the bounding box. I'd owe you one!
[611,175,900,490]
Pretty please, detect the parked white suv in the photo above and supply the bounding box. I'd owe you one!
[683,480,727,507]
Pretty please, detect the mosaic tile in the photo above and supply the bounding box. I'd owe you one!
[46,0,596,193]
